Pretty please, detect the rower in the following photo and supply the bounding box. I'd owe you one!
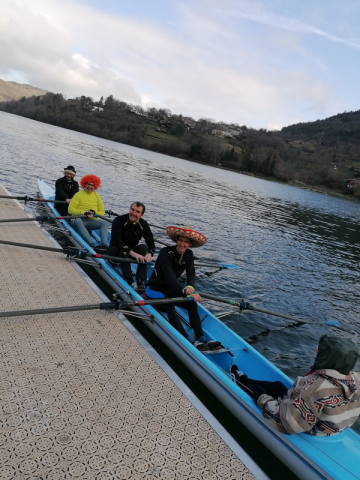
[55,165,79,216]
[146,225,221,351]
[231,335,360,436]
[107,202,155,289]
[68,174,108,252]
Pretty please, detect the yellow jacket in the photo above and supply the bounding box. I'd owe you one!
[68,189,105,217]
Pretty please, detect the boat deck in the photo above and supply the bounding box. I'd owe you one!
[0,184,265,479]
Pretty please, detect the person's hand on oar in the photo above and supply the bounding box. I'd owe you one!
[85,209,95,219]
[183,286,194,295]
[182,286,202,302]
[130,250,146,264]
[190,293,202,302]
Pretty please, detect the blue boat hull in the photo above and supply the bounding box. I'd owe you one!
[37,178,360,480]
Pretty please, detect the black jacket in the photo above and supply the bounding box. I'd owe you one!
[55,176,79,201]
[109,214,155,255]
[148,245,195,296]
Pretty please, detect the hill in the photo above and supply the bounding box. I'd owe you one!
[0,79,47,102]
[0,90,359,198]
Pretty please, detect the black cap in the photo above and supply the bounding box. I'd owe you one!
[64,165,76,174]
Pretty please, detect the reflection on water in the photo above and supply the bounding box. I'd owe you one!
[1,112,359,391]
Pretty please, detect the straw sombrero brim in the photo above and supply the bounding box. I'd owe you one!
[166,225,207,248]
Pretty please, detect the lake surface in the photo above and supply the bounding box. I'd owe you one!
[1,111,360,438]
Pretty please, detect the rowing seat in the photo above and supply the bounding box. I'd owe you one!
[144,287,165,299]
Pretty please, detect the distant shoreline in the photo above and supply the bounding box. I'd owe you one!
[174,155,360,203]
[1,105,358,203]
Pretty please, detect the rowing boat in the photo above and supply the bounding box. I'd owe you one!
[37,178,360,480]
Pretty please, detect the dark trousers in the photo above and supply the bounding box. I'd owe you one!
[107,244,148,283]
[236,375,288,399]
[150,286,204,339]
[55,202,68,216]
[165,302,204,339]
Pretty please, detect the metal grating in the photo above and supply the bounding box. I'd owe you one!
[0,188,256,479]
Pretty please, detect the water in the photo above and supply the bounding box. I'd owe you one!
[1,111,360,472]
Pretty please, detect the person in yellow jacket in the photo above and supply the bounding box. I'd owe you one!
[68,174,109,252]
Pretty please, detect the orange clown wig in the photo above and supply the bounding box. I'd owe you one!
[79,174,102,190]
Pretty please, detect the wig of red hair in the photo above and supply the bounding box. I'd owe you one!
[80,174,102,190]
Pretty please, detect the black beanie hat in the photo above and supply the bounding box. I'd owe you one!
[64,165,76,175]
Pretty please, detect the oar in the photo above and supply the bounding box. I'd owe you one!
[105,210,166,231]
[1,198,239,267]
[195,262,241,271]
[104,210,240,269]
[0,296,195,318]
[0,238,228,270]
[97,214,172,247]
[2,197,237,266]
[0,195,68,204]
[0,239,153,264]
[198,292,340,327]
[0,215,88,224]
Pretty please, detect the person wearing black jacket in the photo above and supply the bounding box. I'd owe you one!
[108,202,155,288]
[147,225,215,351]
[55,165,79,216]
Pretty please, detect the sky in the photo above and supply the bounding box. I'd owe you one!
[0,0,359,129]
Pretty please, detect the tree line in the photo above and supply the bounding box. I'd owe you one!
[1,92,359,198]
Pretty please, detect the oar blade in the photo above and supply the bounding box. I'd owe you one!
[323,320,341,327]
[221,263,241,271]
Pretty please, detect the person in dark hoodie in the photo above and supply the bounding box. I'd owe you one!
[55,165,79,216]
[146,225,221,351]
[231,335,360,436]
[107,202,155,289]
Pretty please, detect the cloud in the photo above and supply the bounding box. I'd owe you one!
[228,1,360,49]
[0,1,142,102]
[0,0,348,128]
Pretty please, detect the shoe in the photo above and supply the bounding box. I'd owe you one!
[206,340,222,350]
[136,281,146,289]
[230,364,245,380]
[194,341,209,352]
[94,244,107,254]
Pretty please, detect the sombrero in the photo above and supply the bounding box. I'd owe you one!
[166,225,207,248]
